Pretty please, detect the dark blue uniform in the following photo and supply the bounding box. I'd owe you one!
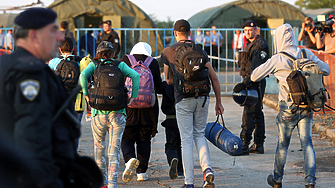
[240,35,269,153]
[0,47,80,187]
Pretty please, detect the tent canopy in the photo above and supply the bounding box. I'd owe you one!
[48,0,163,55]
[188,0,306,29]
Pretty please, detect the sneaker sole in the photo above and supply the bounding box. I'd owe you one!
[205,173,214,183]
[122,159,140,182]
[169,158,178,179]
[203,181,215,188]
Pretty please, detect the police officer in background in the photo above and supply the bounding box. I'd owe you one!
[237,20,269,155]
[98,20,120,59]
[0,8,80,187]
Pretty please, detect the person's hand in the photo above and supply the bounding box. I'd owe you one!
[305,27,313,33]
[84,95,91,107]
[243,76,252,86]
[215,103,224,116]
[301,22,305,30]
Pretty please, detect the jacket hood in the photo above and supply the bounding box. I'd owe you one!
[274,24,296,54]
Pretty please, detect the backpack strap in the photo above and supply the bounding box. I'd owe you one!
[301,48,307,59]
[126,55,137,67]
[279,51,297,70]
[279,51,296,62]
[142,56,154,67]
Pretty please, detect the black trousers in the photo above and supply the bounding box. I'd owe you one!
[161,118,183,174]
[240,79,266,145]
[121,124,152,173]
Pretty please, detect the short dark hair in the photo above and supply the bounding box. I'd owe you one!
[305,17,314,23]
[94,50,113,60]
[14,26,30,39]
[60,37,73,53]
[60,21,68,29]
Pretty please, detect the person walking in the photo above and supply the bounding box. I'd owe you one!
[80,41,140,188]
[120,42,162,182]
[161,19,224,188]
[250,23,330,188]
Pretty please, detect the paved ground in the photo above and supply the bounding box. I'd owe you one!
[78,96,335,188]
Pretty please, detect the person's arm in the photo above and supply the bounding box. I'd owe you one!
[164,64,173,85]
[12,69,63,187]
[315,32,324,50]
[298,23,306,42]
[307,50,330,76]
[250,56,277,82]
[79,61,95,102]
[119,61,139,98]
[205,62,224,115]
[305,27,316,44]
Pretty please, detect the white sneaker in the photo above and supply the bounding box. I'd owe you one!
[122,158,139,182]
[85,115,91,122]
[137,172,148,181]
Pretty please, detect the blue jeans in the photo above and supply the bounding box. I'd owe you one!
[175,96,211,185]
[273,101,316,185]
[91,113,126,187]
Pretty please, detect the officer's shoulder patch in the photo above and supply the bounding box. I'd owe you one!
[20,79,40,101]
[114,38,119,43]
[260,51,267,59]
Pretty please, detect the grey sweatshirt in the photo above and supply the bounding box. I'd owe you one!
[250,24,330,105]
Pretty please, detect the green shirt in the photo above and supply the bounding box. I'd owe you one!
[79,59,139,117]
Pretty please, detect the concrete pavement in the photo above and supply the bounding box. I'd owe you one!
[78,96,335,188]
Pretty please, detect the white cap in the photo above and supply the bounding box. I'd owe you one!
[130,42,152,56]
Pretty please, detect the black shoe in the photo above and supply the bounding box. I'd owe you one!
[305,184,315,188]
[236,146,250,156]
[267,174,282,188]
[169,158,178,179]
[249,143,264,154]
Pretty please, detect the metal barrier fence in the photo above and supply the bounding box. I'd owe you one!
[75,28,284,95]
[1,26,307,95]
[0,27,15,54]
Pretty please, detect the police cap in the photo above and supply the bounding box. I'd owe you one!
[14,8,57,29]
[174,19,190,32]
[242,20,257,28]
[104,20,112,26]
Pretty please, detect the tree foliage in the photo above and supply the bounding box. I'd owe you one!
[295,0,335,9]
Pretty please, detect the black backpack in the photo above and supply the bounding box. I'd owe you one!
[54,56,81,94]
[88,59,128,111]
[174,40,211,98]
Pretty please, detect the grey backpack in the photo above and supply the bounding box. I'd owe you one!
[280,49,328,111]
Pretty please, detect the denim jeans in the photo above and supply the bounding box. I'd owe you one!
[273,101,316,185]
[91,113,126,187]
[175,96,211,185]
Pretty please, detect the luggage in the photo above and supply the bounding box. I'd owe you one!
[205,115,242,156]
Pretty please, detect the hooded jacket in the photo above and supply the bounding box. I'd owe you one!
[250,24,330,104]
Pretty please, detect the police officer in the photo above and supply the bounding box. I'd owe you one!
[98,20,120,59]
[237,20,269,155]
[0,8,80,187]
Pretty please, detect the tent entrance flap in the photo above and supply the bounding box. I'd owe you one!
[267,19,284,29]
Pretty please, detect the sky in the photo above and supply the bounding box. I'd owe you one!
[1,0,297,21]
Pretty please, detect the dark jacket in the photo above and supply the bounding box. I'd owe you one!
[0,47,79,188]
[99,29,120,58]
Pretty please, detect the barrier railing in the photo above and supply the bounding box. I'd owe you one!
[0,27,15,54]
[75,28,277,95]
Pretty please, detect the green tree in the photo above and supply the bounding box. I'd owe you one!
[295,0,335,9]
